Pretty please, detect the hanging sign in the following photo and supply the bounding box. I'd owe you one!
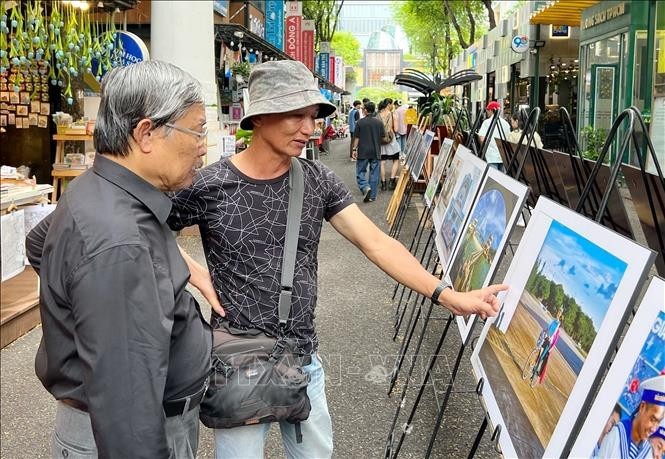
[265,0,284,51]
[302,20,315,71]
[511,35,529,53]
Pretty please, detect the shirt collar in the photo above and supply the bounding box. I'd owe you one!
[92,154,172,224]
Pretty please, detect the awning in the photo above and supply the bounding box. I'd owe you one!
[530,0,599,26]
[214,24,344,94]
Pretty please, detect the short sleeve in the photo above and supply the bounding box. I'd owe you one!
[316,163,353,220]
[168,175,207,231]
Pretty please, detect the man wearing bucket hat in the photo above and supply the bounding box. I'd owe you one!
[598,375,665,459]
[170,60,508,458]
[478,100,511,170]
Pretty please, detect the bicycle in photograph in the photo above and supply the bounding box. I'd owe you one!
[521,329,548,387]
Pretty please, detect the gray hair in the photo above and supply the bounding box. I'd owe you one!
[94,60,204,156]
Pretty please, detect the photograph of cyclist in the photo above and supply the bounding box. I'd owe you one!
[476,218,629,458]
[534,309,563,385]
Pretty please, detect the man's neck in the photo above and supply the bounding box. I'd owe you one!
[102,152,163,190]
[232,141,291,180]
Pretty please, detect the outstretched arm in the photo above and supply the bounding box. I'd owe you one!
[330,204,507,319]
[178,246,225,317]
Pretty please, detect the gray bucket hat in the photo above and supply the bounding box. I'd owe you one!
[240,60,337,130]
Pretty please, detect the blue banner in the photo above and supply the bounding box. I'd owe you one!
[318,53,329,80]
[265,0,284,51]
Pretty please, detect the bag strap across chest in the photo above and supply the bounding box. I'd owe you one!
[278,158,304,330]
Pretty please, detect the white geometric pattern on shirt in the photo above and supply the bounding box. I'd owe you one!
[169,158,353,355]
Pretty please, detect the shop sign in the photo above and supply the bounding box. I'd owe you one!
[265,0,284,51]
[91,31,148,77]
[334,56,343,88]
[318,52,329,80]
[284,6,302,61]
[329,54,336,85]
[582,3,626,30]
[511,35,529,53]
[302,20,315,71]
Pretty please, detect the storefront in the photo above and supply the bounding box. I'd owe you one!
[578,0,663,169]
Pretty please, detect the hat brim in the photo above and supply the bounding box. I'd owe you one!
[240,90,337,130]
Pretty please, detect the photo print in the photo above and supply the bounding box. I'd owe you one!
[432,146,487,269]
[569,276,665,458]
[445,167,529,343]
[410,129,435,182]
[423,138,456,208]
[403,126,421,170]
[470,197,655,459]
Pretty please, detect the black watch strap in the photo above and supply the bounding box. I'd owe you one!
[431,279,452,305]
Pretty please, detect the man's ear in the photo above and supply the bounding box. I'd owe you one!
[132,118,155,153]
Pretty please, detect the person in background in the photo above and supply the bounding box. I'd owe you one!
[378,98,400,191]
[24,60,220,458]
[353,101,384,202]
[394,99,408,154]
[508,112,543,149]
[172,60,508,458]
[478,100,511,170]
[348,100,361,160]
[360,97,370,119]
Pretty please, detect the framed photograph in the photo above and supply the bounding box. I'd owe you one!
[1,102,7,110]
[0,114,6,126]
[470,197,655,459]
[446,167,529,342]
[404,130,423,172]
[8,113,15,125]
[37,114,48,128]
[0,91,8,102]
[19,91,29,105]
[568,276,665,458]
[9,92,19,104]
[28,113,38,126]
[432,146,487,269]
[551,25,570,38]
[410,129,435,182]
[402,126,419,165]
[16,105,28,116]
[30,100,40,113]
[424,138,456,208]
[40,101,50,115]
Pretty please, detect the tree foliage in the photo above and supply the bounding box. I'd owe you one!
[330,31,361,67]
[525,262,598,354]
[302,0,345,51]
[355,84,405,105]
[392,0,491,75]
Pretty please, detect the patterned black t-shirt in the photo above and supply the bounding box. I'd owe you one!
[168,157,354,355]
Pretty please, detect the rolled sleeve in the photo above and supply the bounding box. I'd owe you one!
[26,212,53,273]
[67,244,172,458]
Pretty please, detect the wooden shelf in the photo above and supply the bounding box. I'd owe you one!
[52,134,93,141]
[1,266,40,348]
[51,169,88,178]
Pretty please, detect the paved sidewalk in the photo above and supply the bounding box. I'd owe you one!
[1,137,496,458]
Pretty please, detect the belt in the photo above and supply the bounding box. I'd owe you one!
[61,398,88,412]
[163,379,208,417]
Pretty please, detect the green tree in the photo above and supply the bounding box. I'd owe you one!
[355,85,404,105]
[330,31,361,67]
[302,0,345,51]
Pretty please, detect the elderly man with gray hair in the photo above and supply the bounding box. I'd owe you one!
[26,60,221,458]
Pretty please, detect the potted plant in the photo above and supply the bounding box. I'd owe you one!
[231,61,251,84]
[580,125,607,161]
[420,92,455,128]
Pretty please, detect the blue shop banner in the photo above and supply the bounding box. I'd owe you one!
[318,53,330,80]
[265,0,284,51]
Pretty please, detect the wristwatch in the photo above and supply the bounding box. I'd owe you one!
[431,279,453,305]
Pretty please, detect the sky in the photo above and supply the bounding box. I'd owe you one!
[469,189,506,252]
[535,220,628,330]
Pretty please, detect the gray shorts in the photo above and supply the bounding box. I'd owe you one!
[52,401,200,458]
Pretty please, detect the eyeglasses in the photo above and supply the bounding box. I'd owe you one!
[165,123,208,143]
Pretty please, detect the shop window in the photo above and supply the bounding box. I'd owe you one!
[648,3,665,174]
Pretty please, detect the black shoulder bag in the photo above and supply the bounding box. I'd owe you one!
[199,158,311,441]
